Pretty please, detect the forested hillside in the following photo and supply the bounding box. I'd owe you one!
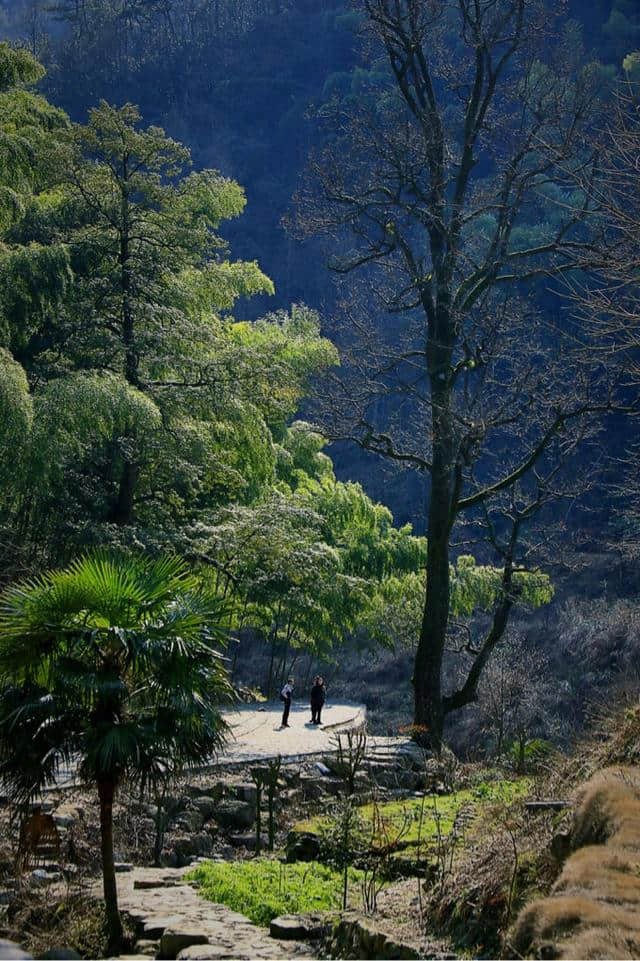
[1,3,640,956]
[0,0,636,523]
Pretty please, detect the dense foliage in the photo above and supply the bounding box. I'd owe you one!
[0,45,552,693]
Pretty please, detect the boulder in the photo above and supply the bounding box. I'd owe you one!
[285,830,321,862]
[228,832,258,849]
[159,929,208,960]
[280,768,301,787]
[191,796,218,819]
[297,775,324,801]
[185,781,225,801]
[52,804,82,828]
[175,809,205,833]
[234,783,258,806]
[213,799,254,831]
[172,832,214,863]
[30,868,62,885]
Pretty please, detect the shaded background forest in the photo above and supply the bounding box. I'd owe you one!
[2,0,640,753]
[1,0,636,522]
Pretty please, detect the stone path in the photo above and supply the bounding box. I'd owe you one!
[109,866,312,960]
[217,701,366,765]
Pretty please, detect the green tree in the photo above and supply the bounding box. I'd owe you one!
[0,552,231,952]
[0,43,67,230]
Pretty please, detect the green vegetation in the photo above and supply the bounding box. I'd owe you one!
[187,858,366,925]
[296,779,530,863]
[0,46,549,687]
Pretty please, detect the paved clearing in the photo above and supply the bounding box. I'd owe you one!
[217,701,366,765]
[50,701,365,787]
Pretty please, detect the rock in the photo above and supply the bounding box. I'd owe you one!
[234,783,258,806]
[281,788,303,806]
[213,799,254,831]
[52,804,82,828]
[134,878,179,890]
[319,778,343,797]
[143,917,184,939]
[191,796,218,819]
[550,831,571,862]
[228,832,257,849]
[269,913,329,940]
[133,940,160,957]
[399,742,433,767]
[175,809,205,833]
[297,775,324,800]
[185,782,225,801]
[161,795,186,815]
[0,940,31,960]
[39,950,81,959]
[159,929,208,959]
[314,761,332,776]
[172,832,214,863]
[330,913,421,960]
[285,830,320,862]
[280,768,300,787]
[367,762,403,788]
[30,868,62,885]
[175,949,220,960]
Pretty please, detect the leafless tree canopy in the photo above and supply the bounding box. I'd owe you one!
[295,0,622,745]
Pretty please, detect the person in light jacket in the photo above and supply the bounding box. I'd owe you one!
[280,677,294,727]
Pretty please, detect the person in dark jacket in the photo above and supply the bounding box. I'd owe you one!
[310,676,326,725]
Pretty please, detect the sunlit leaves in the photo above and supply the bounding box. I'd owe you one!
[0,348,32,498]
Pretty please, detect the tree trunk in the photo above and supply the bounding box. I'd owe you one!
[98,778,122,954]
[109,457,138,525]
[413,380,454,750]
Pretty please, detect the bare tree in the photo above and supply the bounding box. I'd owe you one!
[296,0,617,747]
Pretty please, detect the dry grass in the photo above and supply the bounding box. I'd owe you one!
[509,762,640,959]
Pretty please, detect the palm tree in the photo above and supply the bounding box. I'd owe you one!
[0,551,232,953]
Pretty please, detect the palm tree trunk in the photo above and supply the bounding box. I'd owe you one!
[98,778,123,953]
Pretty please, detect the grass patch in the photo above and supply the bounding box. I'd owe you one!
[295,778,530,863]
[187,858,367,925]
